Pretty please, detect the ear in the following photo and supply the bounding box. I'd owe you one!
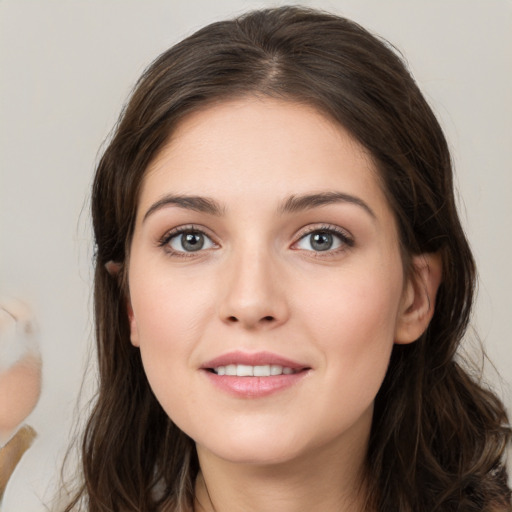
[127,299,140,347]
[105,260,122,277]
[395,252,443,345]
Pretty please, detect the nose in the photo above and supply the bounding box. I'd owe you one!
[218,247,289,330]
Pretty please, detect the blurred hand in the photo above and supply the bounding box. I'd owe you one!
[0,299,42,446]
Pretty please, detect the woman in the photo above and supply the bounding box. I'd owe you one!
[64,6,511,511]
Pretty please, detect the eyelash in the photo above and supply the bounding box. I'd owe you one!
[293,224,354,255]
[158,225,218,258]
[158,224,354,258]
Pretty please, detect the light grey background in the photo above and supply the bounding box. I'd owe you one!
[1,0,511,509]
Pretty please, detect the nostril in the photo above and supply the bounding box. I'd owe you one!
[226,315,275,324]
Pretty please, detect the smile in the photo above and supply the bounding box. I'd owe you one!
[211,364,299,376]
[201,351,310,398]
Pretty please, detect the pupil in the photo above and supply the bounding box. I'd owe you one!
[311,232,332,251]
[182,232,204,251]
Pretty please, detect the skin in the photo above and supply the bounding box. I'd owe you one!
[0,358,41,444]
[127,98,440,512]
[0,302,41,446]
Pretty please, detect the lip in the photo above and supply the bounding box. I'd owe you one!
[201,350,309,370]
[200,351,311,398]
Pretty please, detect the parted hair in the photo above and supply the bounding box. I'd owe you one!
[64,6,511,511]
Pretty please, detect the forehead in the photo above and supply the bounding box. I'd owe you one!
[138,97,388,217]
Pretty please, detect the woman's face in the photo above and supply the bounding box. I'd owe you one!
[127,98,415,466]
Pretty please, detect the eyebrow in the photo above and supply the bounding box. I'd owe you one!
[143,191,375,222]
[143,195,225,222]
[279,192,376,218]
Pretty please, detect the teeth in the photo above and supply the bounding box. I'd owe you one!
[213,364,298,376]
[253,365,270,377]
[270,365,283,376]
[225,364,237,376]
[237,364,253,376]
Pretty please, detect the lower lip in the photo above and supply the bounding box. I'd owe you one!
[202,370,309,398]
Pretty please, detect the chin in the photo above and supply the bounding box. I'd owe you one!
[194,425,322,467]
[205,443,304,467]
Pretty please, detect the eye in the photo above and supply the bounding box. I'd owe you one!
[163,228,216,253]
[294,227,353,253]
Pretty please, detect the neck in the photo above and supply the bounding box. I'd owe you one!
[194,433,369,512]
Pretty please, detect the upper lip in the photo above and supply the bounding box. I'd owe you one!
[201,350,310,370]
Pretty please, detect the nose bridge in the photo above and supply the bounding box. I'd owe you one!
[219,239,288,328]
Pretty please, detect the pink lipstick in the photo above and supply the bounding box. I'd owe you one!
[200,351,311,398]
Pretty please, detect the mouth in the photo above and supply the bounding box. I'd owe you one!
[201,351,310,376]
[207,364,303,377]
[200,351,311,397]
[203,367,310,398]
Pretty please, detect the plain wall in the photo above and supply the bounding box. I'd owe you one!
[1,0,511,509]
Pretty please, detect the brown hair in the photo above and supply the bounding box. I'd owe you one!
[65,6,511,511]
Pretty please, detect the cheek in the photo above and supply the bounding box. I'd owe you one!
[128,269,216,392]
[130,256,217,336]
[298,259,403,398]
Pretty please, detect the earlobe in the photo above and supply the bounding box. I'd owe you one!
[395,252,443,345]
[105,260,122,277]
[127,300,140,347]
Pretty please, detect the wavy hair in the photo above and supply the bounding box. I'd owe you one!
[64,6,511,511]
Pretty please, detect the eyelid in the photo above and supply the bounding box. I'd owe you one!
[158,224,219,255]
[157,223,353,257]
[291,224,354,252]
